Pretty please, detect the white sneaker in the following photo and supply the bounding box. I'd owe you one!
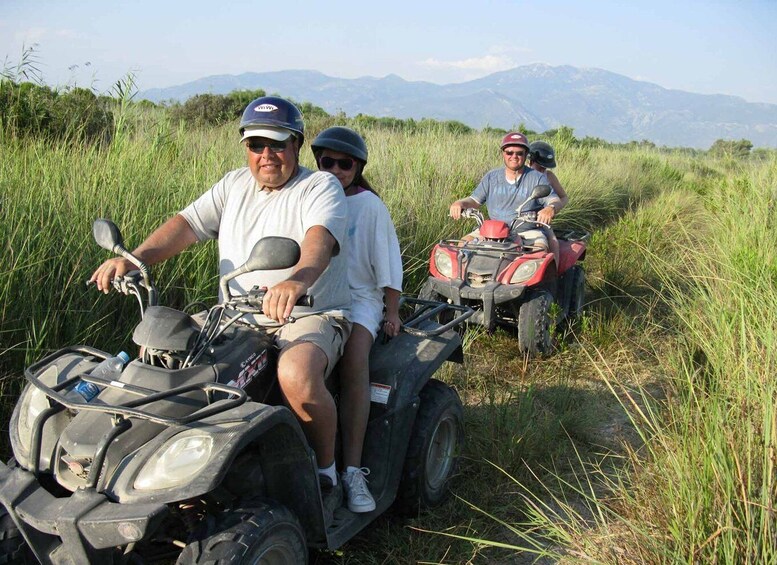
[341,467,376,513]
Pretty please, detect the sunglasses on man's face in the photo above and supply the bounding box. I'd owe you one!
[503,149,526,157]
[319,156,355,171]
[246,139,288,154]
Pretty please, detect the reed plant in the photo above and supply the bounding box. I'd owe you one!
[456,155,777,563]
[2,100,774,562]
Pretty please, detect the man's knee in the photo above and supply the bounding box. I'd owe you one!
[277,341,328,385]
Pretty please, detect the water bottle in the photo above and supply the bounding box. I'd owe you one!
[71,351,131,402]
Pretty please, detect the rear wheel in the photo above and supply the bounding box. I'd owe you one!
[517,291,553,355]
[0,508,34,564]
[396,379,464,514]
[177,501,307,565]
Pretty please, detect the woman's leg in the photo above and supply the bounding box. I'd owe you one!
[338,323,374,468]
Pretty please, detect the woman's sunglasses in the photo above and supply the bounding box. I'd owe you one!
[319,156,355,171]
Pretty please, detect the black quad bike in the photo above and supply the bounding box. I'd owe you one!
[419,185,589,354]
[0,219,472,564]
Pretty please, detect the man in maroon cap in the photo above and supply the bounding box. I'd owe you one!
[449,132,561,249]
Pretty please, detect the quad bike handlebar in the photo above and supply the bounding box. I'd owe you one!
[224,286,314,314]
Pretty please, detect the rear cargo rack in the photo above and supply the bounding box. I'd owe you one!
[553,228,591,242]
[399,297,473,337]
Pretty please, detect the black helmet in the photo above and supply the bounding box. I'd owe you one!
[311,127,368,163]
[239,96,305,144]
[529,140,557,168]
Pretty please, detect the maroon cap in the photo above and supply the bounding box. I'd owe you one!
[500,132,530,150]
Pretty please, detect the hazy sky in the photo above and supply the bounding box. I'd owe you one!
[2,0,776,104]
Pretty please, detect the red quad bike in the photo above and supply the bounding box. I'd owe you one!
[0,219,472,564]
[419,185,589,354]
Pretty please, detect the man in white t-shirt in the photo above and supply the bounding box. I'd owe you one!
[90,97,351,509]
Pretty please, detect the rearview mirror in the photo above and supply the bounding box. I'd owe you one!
[530,184,552,199]
[244,237,301,272]
[92,219,124,252]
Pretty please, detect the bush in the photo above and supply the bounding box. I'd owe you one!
[169,93,235,126]
[709,138,753,158]
[169,89,270,127]
[52,87,113,142]
[0,79,113,143]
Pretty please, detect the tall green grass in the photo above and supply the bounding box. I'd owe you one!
[3,104,773,562]
[463,156,777,563]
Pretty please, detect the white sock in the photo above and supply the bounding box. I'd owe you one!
[318,462,337,485]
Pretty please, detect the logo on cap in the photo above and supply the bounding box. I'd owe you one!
[254,104,278,113]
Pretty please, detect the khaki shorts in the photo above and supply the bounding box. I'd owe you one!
[267,314,352,378]
[515,228,549,250]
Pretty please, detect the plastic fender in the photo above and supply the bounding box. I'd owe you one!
[357,329,464,508]
[557,240,587,275]
[497,251,553,286]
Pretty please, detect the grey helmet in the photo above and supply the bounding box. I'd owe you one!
[529,140,557,169]
[311,127,368,163]
[239,96,305,144]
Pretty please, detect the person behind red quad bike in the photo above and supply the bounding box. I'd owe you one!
[528,140,569,213]
[449,132,562,252]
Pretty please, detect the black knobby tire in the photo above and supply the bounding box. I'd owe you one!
[0,509,34,565]
[517,291,553,355]
[566,265,585,320]
[177,501,307,565]
[396,379,464,515]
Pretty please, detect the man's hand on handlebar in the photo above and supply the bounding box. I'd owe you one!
[449,200,468,220]
[537,205,556,225]
[89,257,137,294]
[262,280,309,323]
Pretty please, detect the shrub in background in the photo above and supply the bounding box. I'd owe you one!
[0,79,113,143]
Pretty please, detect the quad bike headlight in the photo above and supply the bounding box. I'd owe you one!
[509,259,543,284]
[434,249,454,278]
[134,431,215,490]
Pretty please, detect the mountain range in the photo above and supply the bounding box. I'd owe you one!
[139,64,777,149]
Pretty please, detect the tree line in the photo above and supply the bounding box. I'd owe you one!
[0,76,771,158]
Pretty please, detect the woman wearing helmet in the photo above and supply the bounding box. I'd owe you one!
[311,126,403,514]
[528,140,569,215]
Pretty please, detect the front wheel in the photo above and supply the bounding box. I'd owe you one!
[396,379,464,514]
[177,501,307,565]
[0,508,35,564]
[517,291,553,355]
